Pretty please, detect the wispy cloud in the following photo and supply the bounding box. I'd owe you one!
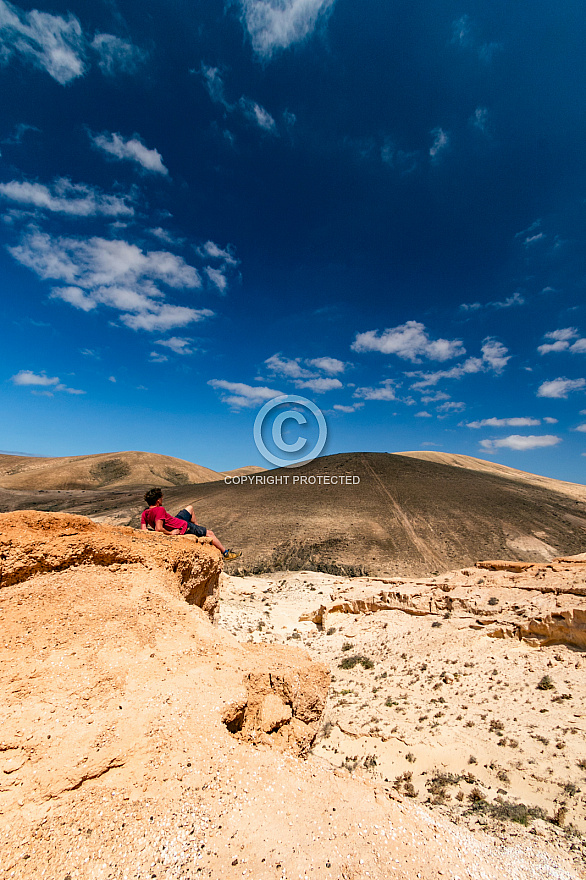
[91,34,146,77]
[9,230,213,333]
[480,434,561,452]
[429,127,449,161]
[295,376,342,393]
[470,106,489,134]
[538,327,586,355]
[234,0,336,58]
[11,369,84,395]
[409,338,510,389]
[208,379,282,408]
[353,379,397,401]
[90,131,168,175]
[0,177,134,217]
[460,292,524,312]
[333,403,363,413]
[265,353,349,381]
[307,356,346,374]
[451,15,501,62]
[437,400,465,413]
[466,416,541,429]
[238,97,277,132]
[0,0,145,84]
[537,377,586,399]
[380,138,419,175]
[155,337,194,355]
[352,321,464,363]
[202,64,277,135]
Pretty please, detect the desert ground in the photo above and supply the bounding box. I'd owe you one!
[219,558,586,857]
[1,510,585,880]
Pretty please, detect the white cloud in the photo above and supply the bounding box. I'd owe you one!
[11,369,58,386]
[352,321,464,363]
[91,34,146,76]
[481,338,510,372]
[537,328,586,355]
[91,131,168,175]
[200,240,238,265]
[265,353,347,382]
[574,424,586,433]
[149,351,168,363]
[333,403,363,413]
[543,417,558,424]
[466,417,541,429]
[155,337,194,355]
[409,338,509,390]
[0,1,144,84]
[480,434,561,452]
[437,401,465,413]
[429,127,449,160]
[515,220,546,248]
[0,0,85,83]
[205,266,228,293]
[202,64,277,134]
[460,292,525,312]
[239,97,277,132]
[108,376,116,383]
[294,376,343,393]
[537,377,586,399]
[208,379,282,408]
[0,177,133,216]
[415,410,432,418]
[353,379,397,401]
[9,230,212,333]
[265,354,315,379]
[11,369,84,395]
[307,356,346,374]
[235,0,336,58]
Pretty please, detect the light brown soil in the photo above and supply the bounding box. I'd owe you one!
[2,512,584,879]
[219,559,586,863]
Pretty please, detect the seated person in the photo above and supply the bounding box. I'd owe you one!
[140,487,241,561]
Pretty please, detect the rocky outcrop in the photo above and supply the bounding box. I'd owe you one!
[301,557,586,650]
[0,509,222,619]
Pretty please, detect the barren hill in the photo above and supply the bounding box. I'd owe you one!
[153,452,586,577]
[398,451,586,503]
[1,511,581,880]
[0,450,222,490]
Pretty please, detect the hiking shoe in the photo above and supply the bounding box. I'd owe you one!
[223,549,242,561]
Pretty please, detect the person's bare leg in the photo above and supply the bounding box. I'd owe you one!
[185,504,199,524]
[206,529,226,555]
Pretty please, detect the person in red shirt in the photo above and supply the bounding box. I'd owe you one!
[140,487,241,561]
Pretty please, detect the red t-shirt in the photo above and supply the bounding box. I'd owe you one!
[141,506,188,534]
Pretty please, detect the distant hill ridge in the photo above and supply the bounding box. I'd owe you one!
[0,450,223,491]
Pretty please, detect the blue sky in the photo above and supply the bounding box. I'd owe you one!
[1,0,585,480]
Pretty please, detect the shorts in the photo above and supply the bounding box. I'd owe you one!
[175,509,207,538]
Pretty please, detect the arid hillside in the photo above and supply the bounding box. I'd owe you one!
[0,450,222,490]
[0,511,582,880]
[398,451,586,503]
[153,452,586,577]
[1,452,585,576]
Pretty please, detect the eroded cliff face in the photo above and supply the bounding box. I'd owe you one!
[0,510,222,619]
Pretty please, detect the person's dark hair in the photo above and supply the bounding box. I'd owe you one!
[144,487,163,507]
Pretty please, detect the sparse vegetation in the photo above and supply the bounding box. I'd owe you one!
[488,597,499,606]
[339,654,375,670]
[537,675,555,691]
[341,642,354,652]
